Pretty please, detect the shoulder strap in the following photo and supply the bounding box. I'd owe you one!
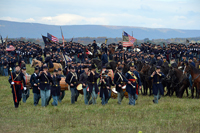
[117,72,123,82]
[69,72,74,83]
[44,73,49,84]
[13,73,20,81]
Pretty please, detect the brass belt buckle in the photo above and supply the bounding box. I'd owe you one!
[92,82,94,84]
[45,82,47,83]
[157,82,159,84]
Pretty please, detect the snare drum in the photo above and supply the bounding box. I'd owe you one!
[60,77,68,91]
[25,75,32,89]
[76,84,83,95]
[111,87,118,99]
[122,85,128,98]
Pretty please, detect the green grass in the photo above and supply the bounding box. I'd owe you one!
[0,66,200,133]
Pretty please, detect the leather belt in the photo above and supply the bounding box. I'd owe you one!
[52,85,59,87]
[154,82,161,84]
[40,82,48,84]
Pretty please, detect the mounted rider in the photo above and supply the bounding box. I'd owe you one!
[45,52,53,68]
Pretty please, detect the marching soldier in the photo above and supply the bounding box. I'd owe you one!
[45,52,53,69]
[65,66,79,104]
[99,70,109,105]
[30,67,40,106]
[114,66,124,104]
[51,69,61,106]
[87,64,100,104]
[79,65,90,105]
[149,66,165,104]
[125,62,142,105]
[37,65,52,107]
[8,65,26,108]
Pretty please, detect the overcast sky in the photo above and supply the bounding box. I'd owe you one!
[0,0,199,29]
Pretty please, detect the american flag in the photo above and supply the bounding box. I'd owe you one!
[47,33,59,42]
[6,45,15,51]
[122,31,136,47]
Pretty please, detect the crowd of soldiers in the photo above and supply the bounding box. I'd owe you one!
[1,39,200,108]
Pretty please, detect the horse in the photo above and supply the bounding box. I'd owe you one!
[31,59,63,73]
[31,59,42,67]
[105,61,117,72]
[140,63,154,96]
[91,59,102,70]
[184,63,200,98]
[167,67,189,98]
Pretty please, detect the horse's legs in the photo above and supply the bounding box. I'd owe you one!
[165,83,171,96]
[171,87,175,96]
[191,85,194,98]
[196,83,199,99]
[185,85,189,97]
[143,81,147,95]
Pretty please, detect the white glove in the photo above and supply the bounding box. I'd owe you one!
[24,87,27,90]
[11,82,14,85]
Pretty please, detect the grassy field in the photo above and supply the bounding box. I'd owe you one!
[0,66,200,133]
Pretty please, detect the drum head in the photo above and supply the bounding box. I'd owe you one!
[112,88,118,94]
[77,84,83,90]
[122,85,126,89]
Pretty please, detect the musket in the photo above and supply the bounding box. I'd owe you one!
[116,68,135,88]
[10,67,18,103]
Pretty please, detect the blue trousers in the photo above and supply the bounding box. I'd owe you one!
[33,93,40,106]
[52,95,58,106]
[70,87,79,104]
[22,89,30,103]
[102,94,106,105]
[83,86,90,105]
[3,68,8,76]
[29,57,33,64]
[117,89,124,104]
[128,93,135,105]
[154,89,161,104]
[24,57,27,64]
[58,91,65,102]
[105,89,111,104]
[40,89,50,107]
[91,87,97,104]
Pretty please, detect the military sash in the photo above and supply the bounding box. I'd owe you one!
[128,71,138,83]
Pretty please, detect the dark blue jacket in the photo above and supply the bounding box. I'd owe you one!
[37,72,52,90]
[149,72,165,95]
[101,53,108,65]
[30,73,40,94]
[51,75,61,96]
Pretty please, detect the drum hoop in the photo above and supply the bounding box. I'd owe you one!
[122,85,126,89]
[77,84,83,90]
[111,87,118,94]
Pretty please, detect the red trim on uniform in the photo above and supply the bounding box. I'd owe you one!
[136,84,138,95]
[14,81,23,90]
[129,79,136,82]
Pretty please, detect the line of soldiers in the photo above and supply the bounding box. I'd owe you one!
[8,60,167,108]
[3,40,200,108]
[1,40,200,74]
